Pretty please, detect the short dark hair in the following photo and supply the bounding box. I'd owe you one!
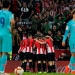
[3,0,10,8]
[34,34,38,38]
[27,33,32,37]
[71,9,75,16]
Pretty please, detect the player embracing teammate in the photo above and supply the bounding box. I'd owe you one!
[18,34,56,73]
[33,35,46,73]
[18,33,34,72]
[45,35,55,73]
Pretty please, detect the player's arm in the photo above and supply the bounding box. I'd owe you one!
[33,40,36,48]
[62,22,70,46]
[49,37,54,41]
[36,39,46,44]
[17,0,22,7]
[45,35,54,41]
[10,14,15,33]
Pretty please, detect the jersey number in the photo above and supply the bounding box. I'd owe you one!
[0,17,5,27]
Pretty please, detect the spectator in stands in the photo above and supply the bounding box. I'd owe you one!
[17,26,23,40]
[12,29,21,54]
[47,29,53,38]
[15,16,20,29]
[54,30,63,49]
[46,11,54,29]
[41,20,50,34]
[0,1,2,9]
[58,52,70,61]
[54,14,66,27]
[31,14,40,35]
[52,25,57,37]
[42,0,50,11]
[20,2,30,28]
[11,0,18,14]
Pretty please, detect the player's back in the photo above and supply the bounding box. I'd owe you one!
[0,9,12,33]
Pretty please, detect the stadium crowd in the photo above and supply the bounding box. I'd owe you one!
[0,0,74,73]
[10,0,73,54]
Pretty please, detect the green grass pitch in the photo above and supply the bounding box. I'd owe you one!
[10,72,72,75]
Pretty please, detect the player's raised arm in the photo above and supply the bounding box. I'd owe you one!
[62,22,70,46]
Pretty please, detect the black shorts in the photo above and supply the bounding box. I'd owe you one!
[47,52,55,61]
[19,52,25,61]
[36,54,46,61]
[32,54,36,62]
[24,52,33,60]
[19,52,33,61]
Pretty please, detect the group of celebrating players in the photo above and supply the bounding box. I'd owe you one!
[18,33,56,73]
[1,0,75,74]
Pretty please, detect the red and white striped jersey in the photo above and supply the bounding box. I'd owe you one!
[26,38,34,53]
[45,38,54,53]
[34,39,46,54]
[64,6,69,11]
[69,2,74,8]
[18,40,26,53]
[39,39,46,54]
[42,1,50,9]
[58,6,64,14]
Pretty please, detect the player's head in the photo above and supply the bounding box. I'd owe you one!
[38,35,43,40]
[27,33,32,39]
[34,34,38,39]
[3,0,10,9]
[45,34,50,39]
[71,9,75,18]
